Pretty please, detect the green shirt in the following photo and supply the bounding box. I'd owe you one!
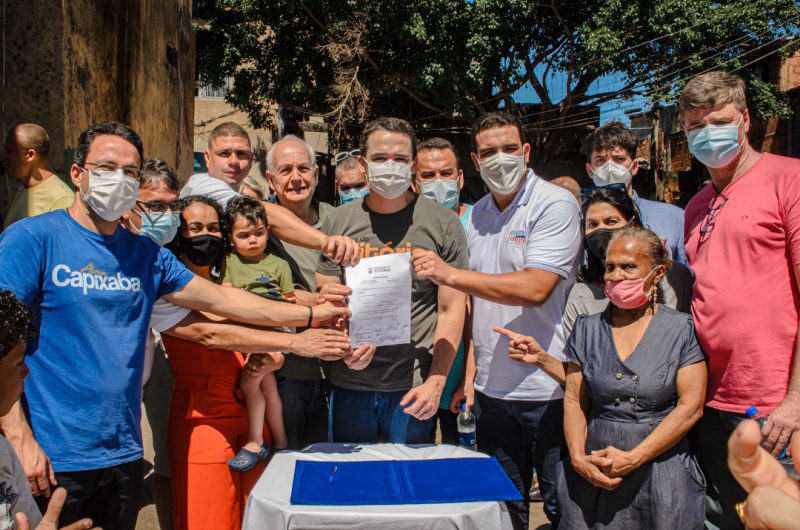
[223,252,294,298]
[317,195,470,392]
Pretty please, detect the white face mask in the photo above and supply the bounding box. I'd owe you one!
[591,160,633,187]
[367,160,413,200]
[80,168,140,221]
[478,152,526,195]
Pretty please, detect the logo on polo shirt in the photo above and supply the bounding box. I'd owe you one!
[51,263,142,295]
[506,230,526,246]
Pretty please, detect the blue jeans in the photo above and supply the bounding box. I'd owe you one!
[330,386,434,443]
[476,392,563,529]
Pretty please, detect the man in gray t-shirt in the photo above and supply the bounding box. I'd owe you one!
[316,118,468,444]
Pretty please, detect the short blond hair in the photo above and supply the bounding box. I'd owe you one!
[679,71,747,113]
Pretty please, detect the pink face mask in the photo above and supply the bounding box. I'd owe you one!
[605,268,657,309]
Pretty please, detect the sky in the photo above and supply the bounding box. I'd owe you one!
[510,66,652,126]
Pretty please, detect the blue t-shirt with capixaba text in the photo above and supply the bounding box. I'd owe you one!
[0,210,194,471]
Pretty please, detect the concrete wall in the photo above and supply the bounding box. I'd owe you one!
[0,0,194,217]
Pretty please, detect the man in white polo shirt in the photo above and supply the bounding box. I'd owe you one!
[412,111,581,529]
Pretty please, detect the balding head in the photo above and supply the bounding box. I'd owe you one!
[266,135,319,209]
[3,123,53,183]
[9,124,50,158]
[550,176,581,202]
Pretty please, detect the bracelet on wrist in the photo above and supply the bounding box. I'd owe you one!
[306,305,314,328]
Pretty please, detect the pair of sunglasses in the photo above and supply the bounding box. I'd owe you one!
[334,149,360,164]
[580,183,627,199]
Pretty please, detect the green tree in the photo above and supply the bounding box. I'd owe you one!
[195,0,800,163]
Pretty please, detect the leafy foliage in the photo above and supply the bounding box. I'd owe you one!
[195,0,800,160]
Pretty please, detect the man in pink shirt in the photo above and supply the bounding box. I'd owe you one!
[683,71,800,529]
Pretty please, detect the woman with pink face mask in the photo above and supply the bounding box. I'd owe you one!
[498,227,709,528]
[554,226,708,529]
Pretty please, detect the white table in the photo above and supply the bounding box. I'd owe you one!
[242,443,515,530]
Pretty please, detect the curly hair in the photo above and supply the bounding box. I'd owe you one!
[169,195,230,283]
[581,120,638,161]
[0,290,34,358]
[226,195,268,229]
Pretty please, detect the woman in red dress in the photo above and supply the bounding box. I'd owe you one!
[163,195,279,530]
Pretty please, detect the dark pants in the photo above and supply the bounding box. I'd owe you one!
[277,378,329,450]
[37,458,143,530]
[436,408,459,446]
[330,386,434,443]
[692,407,748,530]
[476,392,563,529]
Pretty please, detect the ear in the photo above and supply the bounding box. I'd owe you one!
[470,152,480,173]
[630,159,639,176]
[203,148,211,168]
[585,162,593,177]
[743,109,751,135]
[266,170,276,190]
[358,155,369,179]
[652,264,667,287]
[457,169,464,190]
[69,164,83,189]
[24,149,36,163]
[522,143,531,165]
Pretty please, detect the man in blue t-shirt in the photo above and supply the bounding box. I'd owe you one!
[0,122,349,530]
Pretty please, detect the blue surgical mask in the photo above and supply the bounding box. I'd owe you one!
[418,178,459,209]
[339,187,370,205]
[133,210,180,246]
[687,117,744,169]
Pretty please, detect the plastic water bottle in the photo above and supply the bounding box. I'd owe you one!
[745,406,798,479]
[457,403,477,451]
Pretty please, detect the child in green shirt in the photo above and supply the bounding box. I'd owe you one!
[224,197,293,471]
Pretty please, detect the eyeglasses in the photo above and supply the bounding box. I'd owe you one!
[698,193,728,243]
[580,183,627,199]
[136,200,183,214]
[334,150,360,165]
[82,162,141,180]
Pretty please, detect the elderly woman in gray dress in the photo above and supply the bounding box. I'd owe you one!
[562,226,707,529]
[497,226,707,529]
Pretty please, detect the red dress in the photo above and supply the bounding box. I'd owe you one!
[163,335,272,530]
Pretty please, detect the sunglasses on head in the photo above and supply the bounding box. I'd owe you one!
[334,150,360,165]
[580,183,628,199]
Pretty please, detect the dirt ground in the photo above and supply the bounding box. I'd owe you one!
[135,410,551,529]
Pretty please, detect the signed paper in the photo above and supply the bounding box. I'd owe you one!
[345,253,412,348]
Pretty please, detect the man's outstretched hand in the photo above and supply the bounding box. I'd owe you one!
[15,487,98,529]
[727,419,800,529]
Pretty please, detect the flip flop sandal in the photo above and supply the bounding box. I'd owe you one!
[228,442,269,472]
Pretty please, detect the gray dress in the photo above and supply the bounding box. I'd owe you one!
[557,305,706,530]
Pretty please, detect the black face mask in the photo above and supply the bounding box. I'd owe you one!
[584,228,618,260]
[179,234,223,267]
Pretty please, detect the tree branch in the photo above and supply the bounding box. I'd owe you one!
[523,55,552,107]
